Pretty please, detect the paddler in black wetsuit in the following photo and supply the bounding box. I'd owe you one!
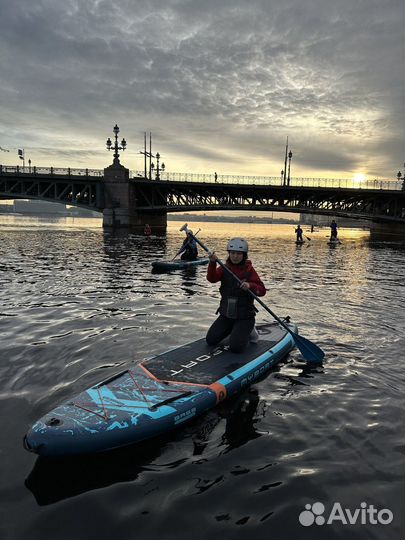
[178,230,198,261]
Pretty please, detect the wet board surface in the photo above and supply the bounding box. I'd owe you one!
[143,323,287,384]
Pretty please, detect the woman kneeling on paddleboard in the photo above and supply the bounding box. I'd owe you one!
[206,237,266,353]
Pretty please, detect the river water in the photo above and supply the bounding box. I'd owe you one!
[0,216,404,540]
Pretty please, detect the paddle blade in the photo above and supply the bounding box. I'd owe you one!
[292,332,325,364]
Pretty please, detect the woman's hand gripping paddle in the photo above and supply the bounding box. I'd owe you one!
[180,223,325,364]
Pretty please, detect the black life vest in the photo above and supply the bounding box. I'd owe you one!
[218,266,256,319]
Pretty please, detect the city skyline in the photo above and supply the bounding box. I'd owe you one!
[0,0,403,180]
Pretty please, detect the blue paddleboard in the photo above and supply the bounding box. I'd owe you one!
[24,321,297,456]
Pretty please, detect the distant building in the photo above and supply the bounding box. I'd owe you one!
[167,213,296,224]
[14,199,69,214]
[0,199,100,217]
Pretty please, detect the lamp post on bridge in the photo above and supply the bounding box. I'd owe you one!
[397,170,405,191]
[402,163,405,191]
[287,150,293,186]
[106,124,127,166]
[151,152,165,180]
[18,148,25,169]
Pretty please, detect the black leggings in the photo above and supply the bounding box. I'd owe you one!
[206,315,255,353]
[181,252,197,261]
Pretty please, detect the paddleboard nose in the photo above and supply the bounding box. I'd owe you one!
[23,432,45,454]
[24,416,72,456]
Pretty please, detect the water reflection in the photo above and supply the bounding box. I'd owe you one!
[221,388,262,449]
[179,266,199,296]
[25,438,164,506]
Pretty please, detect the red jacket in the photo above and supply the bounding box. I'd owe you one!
[207,259,266,297]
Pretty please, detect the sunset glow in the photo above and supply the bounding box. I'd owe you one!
[353,173,367,183]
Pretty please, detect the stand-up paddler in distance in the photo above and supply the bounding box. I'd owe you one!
[151,228,209,271]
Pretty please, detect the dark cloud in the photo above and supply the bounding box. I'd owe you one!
[0,0,403,178]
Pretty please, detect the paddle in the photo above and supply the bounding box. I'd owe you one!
[180,223,325,364]
[171,228,201,261]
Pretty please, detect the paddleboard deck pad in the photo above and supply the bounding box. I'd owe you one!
[24,321,297,457]
[152,258,209,271]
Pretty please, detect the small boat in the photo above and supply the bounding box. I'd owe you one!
[151,257,209,271]
[23,321,297,456]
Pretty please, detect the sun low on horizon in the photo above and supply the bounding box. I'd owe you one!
[353,173,367,183]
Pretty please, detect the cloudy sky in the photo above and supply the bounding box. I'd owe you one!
[0,0,403,180]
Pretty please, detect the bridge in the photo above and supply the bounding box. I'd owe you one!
[1,163,404,233]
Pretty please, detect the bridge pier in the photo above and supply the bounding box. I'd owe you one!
[102,163,167,234]
[102,208,167,234]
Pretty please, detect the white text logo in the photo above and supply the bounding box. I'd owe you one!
[299,502,393,527]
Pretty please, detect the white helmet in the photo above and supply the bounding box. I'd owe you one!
[227,237,248,253]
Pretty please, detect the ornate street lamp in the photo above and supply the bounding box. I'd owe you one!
[403,163,405,190]
[151,152,165,180]
[287,150,293,186]
[106,124,127,165]
[397,170,405,191]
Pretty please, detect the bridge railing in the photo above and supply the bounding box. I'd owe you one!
[0,165,103,177]
[133,170,402,191]
[1,164,402,190]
